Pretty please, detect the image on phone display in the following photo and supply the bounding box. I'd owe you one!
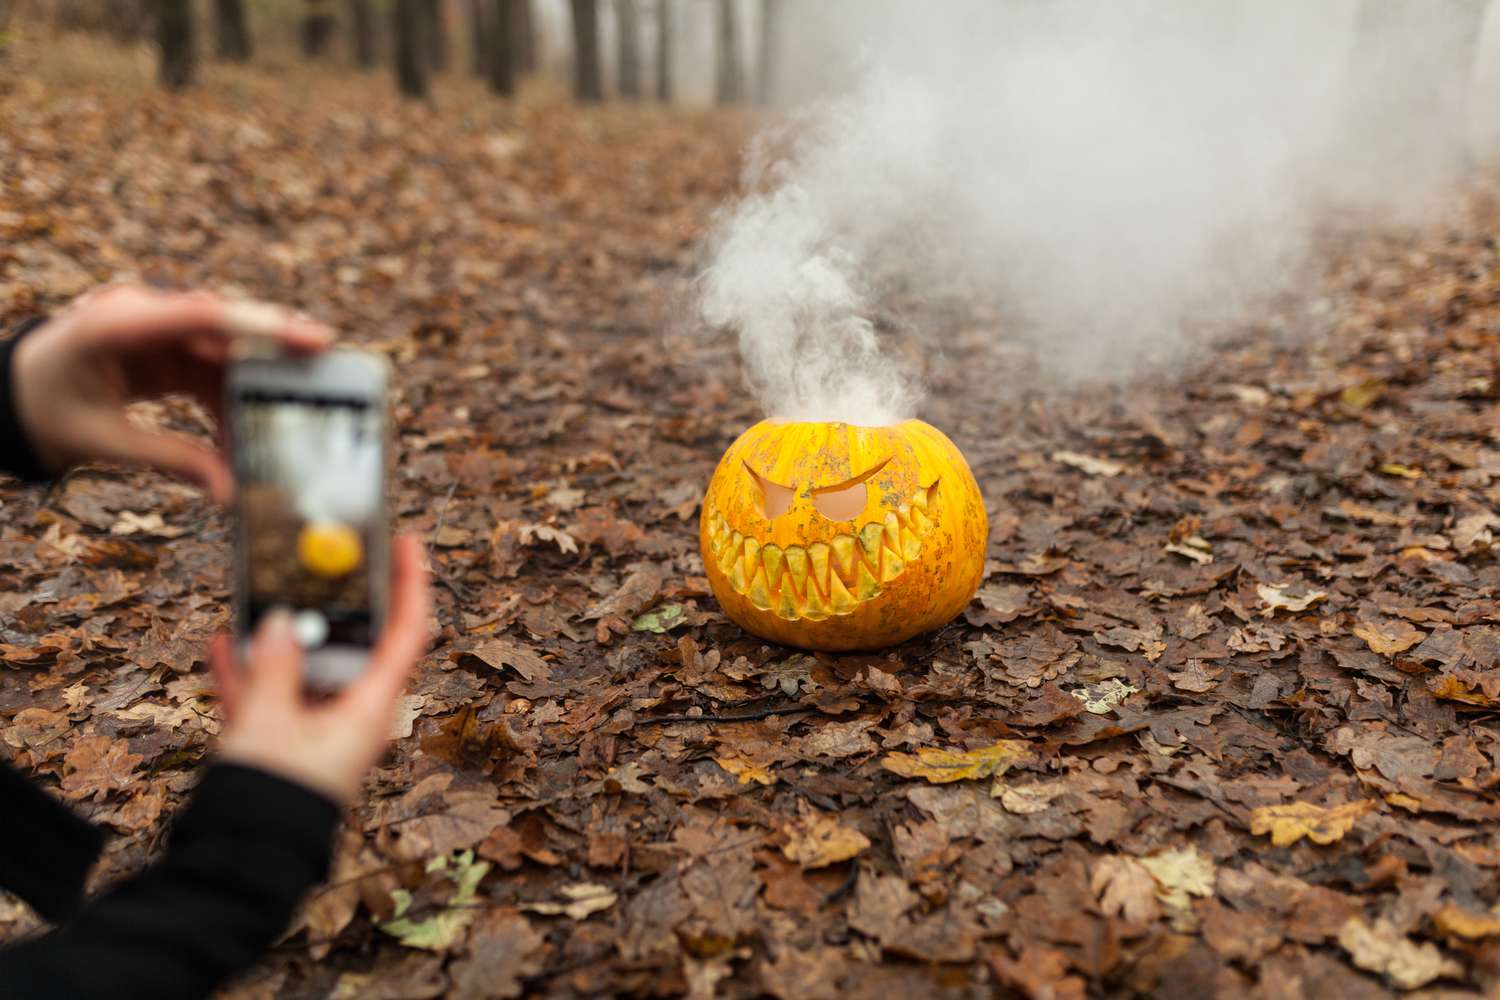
[234,390,383,652]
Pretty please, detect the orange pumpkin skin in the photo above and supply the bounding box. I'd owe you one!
[700,419,987,651]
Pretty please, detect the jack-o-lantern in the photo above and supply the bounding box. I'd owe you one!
[700,420,987,651]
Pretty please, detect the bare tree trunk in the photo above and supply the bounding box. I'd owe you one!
[513,0,535,74]
[715,0,740,104]
[214,0,252,61]
[349,0,377,67]
[756,0,780,106]
[395,0,429,97]
[106,0,148,43]
[487,0,514,94]
[468,0,488,75]
[158,0,195,89]
[616,0,641,98]
[423,0,448,73]
[655,0,673,102]
[302,0,336,56]
[570,0,603,102]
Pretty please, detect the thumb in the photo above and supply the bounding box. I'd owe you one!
[102,418,234,505]
[246,609,305,705]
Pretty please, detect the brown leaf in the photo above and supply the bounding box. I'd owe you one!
[1092,855,1161,925]
[780,810,870,869]
[60,735,143,802]
[1354,620,1426,657]
[448,908,546,1000]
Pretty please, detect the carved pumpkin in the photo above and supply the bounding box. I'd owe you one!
[701,420,987,651]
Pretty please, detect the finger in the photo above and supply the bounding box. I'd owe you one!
[100,417,234,505]
[207,634,243,723]
[341,536,432,720]
[247,608,305,706]
[76,288,332,356]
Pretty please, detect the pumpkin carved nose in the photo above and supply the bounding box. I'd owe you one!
[812,481,866,521]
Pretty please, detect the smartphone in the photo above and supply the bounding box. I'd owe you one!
[228,349,391,689]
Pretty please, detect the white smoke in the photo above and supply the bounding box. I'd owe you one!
[698,0,1499,425]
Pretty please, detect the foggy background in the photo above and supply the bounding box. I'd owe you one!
[684,0,1500,425]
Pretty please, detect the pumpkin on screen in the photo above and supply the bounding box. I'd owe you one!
[700,420,987,651]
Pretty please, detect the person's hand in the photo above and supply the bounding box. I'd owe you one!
[209,536,432,805]
[11,283,331,504]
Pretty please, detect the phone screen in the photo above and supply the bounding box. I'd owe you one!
[233,389,384,655]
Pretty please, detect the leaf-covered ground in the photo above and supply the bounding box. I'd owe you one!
[3,40,1500,1000]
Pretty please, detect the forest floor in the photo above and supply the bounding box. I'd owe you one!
[3,33,1500,1000]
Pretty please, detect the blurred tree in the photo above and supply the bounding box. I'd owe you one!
[423,0,449,73]
[570,0,603,102]
[106,0,148,43]
[616,0,641,99]
[513,0,535,75]
[349,0,378,67]
[214,0,253,61]
[715,0,740,104]
[486,0,514,94]
[656,0,673,102]
[158,0,195,89]
[757,0,780,105]
[468,0,488,75]
[303,0,337,57]
[395,0,429,96]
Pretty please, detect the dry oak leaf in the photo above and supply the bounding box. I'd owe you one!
[1091,855,1162,925]
[998,781,1069,815]
[1249,800,1374,847]
[1257,583,1327,616]
[881,740,1033,787]
[1337,916,1462,990]
[1139,846,1215,912]
[60,735,143,802]
[1354,620,1426,657]
[521,882,617,920]
[1337,499,1413,527]
[1432,905,1500,940]
[516,523,578,555]
[714,753,776,787]
[781,811,871,869]
[1051,450,1125,477]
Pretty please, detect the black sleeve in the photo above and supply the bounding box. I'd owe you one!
[0,764,341,1000]
[0,760,104,923]
[0,317,54,482]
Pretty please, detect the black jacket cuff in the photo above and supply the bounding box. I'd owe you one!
[176,763,341,871]
[0,316,54,482]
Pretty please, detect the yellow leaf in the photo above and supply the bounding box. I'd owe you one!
[1353,619,1425,657]
[881,740,1032,785]
[1428,675,1500,708]
[714,754,776,786]
[1249,800,1373,847]
[1340,379,1385,412]
[1433,905,1500,940]
[1384,792,1424,813]
[1139,846,1215,912]
[781,811,871,869]
[1378,463,1423,480]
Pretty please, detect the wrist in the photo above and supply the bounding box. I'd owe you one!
[217,736,361,807]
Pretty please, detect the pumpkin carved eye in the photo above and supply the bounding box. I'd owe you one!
[745,462,795,519]
[812,458,890,522]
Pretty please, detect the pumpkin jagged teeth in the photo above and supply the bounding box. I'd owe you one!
[784,545,810,593]
[911,507,934,536]
[882,513,903,556]
[746,566,772,610]
[775,586,800,621]
[902,527,922,562]
[855,561,882,601]
[808,542,832,596]
[880,554,904,583]
[761,544,785,592]
[728,554,749,593]
[829,535,857,584]
[827,572,859,615]
[743,537,760,581]
[911,486,929,511]
[859,522,885,564]
[801,584,830,620]
[716,537,740,575]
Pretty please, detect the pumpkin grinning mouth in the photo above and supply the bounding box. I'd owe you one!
[706,483,939,621]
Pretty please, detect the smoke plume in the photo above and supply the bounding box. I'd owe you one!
[698,0,1498,426]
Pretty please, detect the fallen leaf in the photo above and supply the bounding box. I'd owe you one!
[1432,905,1500,940]
[1140,846,1215,913]
[781,810,871,869]
[60,734,143,802]
[1249,800,1374,847]
[1092,855,1162,925]
[1051,450,1125,477]
[1069,679,1138,715]
[881,740,1033,787]
[381,850,490,951]
[109,510,187,537]
[714,753,776,786]
[1337,916,1462,990]
[633,603,689,633]
[1354,620,1426,657]
[521,882,617,920]
[1258,583,1327,616]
